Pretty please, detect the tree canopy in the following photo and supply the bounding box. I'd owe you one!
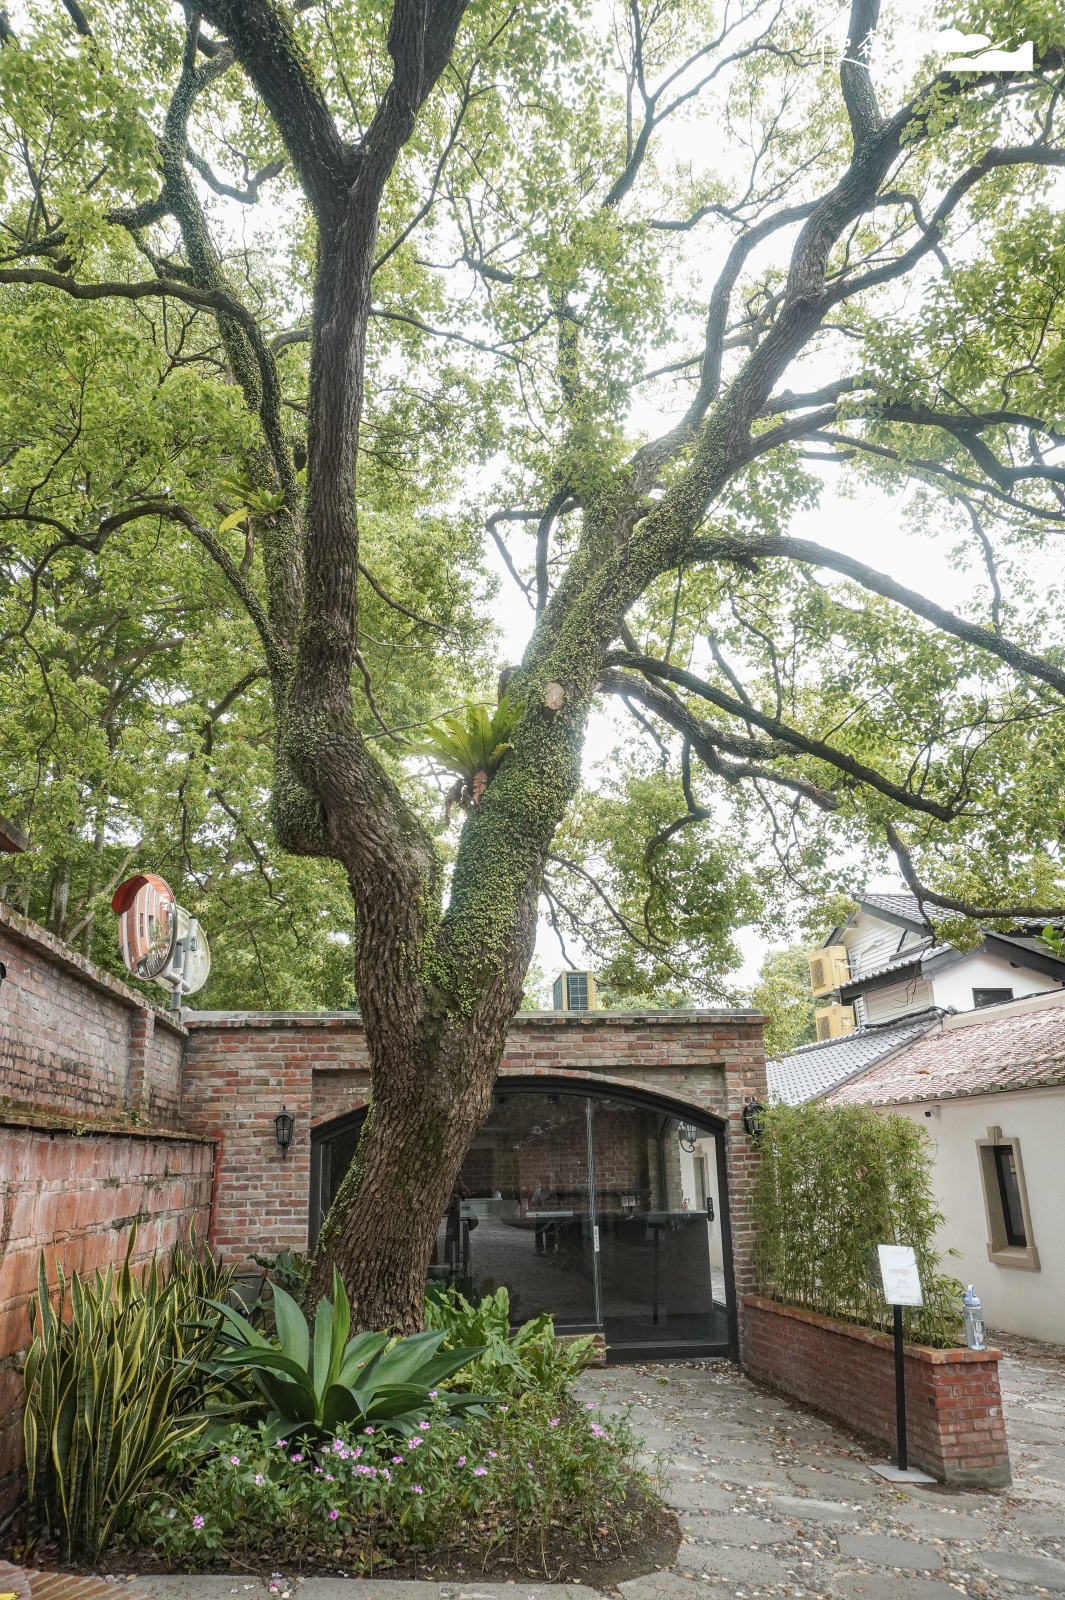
[3,0,1065,1318]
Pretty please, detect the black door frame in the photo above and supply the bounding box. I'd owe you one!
[309,1074,739,1362]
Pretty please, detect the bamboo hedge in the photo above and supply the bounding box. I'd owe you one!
[752,1103,964,1348]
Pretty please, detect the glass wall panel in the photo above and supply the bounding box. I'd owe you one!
[312,1085,730,1352]
[431,1091,599,1331]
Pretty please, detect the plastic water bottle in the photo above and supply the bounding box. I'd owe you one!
[962,1285,987,1350]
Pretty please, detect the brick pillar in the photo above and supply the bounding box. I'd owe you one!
[126,1007,155,1111]
[722,1018,768,1361]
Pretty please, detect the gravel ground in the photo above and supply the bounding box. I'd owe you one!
[570,1334,1065,1600]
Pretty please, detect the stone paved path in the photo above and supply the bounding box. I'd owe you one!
[572,1344,1065,1600]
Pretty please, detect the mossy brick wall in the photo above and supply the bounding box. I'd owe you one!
[181,1009,768,1309]
[743,1295,1011,1487]
[0,906,214,1514]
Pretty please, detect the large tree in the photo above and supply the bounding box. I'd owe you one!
[3,0,1065,1321]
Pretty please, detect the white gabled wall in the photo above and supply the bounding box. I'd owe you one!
[842,910,917,974]
[930,952,1057,1013]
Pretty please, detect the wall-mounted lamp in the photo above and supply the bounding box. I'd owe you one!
[274,1105,294,1159]
[742,1097,766,1141]
[678,1121,699,1152]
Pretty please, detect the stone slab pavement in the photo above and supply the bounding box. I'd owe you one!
[17,1334,1065,1600]
[567,1334,1065,1600]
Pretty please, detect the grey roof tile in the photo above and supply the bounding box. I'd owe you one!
[766,1013,943,1105]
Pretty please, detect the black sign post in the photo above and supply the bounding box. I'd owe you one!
[871,1244,935,1484]
[893,1303,907,1473]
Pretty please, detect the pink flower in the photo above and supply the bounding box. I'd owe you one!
[429,1390,438,1398]
[255,1474,264,1486]
[382,1468,391,1482]
[474,1467,487,1476]
[277,1440,287,1448]
[325,1474,334,1481]
[457,1456,466,1466]
[315,1466,323,1474]
[488,1451,497,1458]
[419,1421,429,1430]
[549,1419,559,1427]
[527,1462,534,1469]
[409,1437,422,1449]
[329,1509,339,1521]
[500,1404,509,1412]
[353,1446,362,1458]
[192,1514,205,1529]
[364,1426,375,1435]
[230,1455,241,1465]
[292,1453,304,1462]
[585,1403,594,1410]
[412,1485,423,1494]
[392,1456,404,1464]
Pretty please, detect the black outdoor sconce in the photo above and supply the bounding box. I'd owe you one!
[742,1097,766,1141]
[274,1105,294,1159]
[678,1121,699,1153]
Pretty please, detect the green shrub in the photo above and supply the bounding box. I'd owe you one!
[22,1227,234,1562]
[133,1388,645,1569]
[752,1102,964,1347]
[208,1270,486,1444]
[425,1285,595,1400]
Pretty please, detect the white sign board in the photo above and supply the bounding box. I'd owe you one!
[878,1244,924,1307]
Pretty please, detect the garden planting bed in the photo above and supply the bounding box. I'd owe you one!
[742,1294,1011,1486]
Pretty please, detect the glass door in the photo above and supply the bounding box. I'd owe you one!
[592,1100,728,1348]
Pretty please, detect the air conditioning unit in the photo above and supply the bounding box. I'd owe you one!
[809,944,850,996]
[815,1003,856,1041]
[552,969,597,1011]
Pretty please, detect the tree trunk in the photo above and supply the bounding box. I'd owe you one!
[304,1025,503,1323]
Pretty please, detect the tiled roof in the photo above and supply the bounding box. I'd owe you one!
[766,1012,943,1105]
[856,891,928,926]
[826,998,1065,1106]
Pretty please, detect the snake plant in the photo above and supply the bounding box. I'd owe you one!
[22,1227,233,1561]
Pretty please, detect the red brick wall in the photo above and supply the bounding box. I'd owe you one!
[742,1295,1011,1487]
[0,906,213,1514]
[0,1126,214,1514]
[0,905,185,1126]
[181,1009,768,1315]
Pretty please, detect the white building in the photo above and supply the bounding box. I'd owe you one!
[824,990,1065,1344]
[767,890,1065,1105]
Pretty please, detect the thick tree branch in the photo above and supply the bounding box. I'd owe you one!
[603,653,959,820]
[600,667,840,811]
[689,533,1065,698]
[886,822,1064,921]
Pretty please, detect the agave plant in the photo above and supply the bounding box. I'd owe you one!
[22,1227,233,1561]
[208,1269,485,1441]
[413,696,521,812]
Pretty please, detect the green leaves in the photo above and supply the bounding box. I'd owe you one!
[752,1103,965,1349]
[209,1271,485,1442]
[413,696,522,794]
[22,1226,236,1562]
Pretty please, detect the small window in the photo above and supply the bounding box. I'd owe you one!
[552,975,564,1010]
[973,987,1013,1008]
[977,1126,1040,1270]
[993,1146,1027,1246]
